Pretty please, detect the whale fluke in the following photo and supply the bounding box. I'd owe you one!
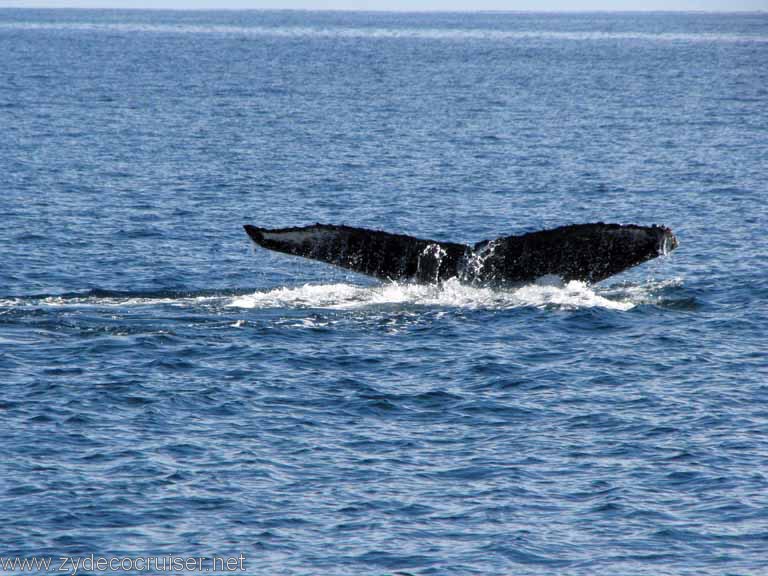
[243,222,677,285]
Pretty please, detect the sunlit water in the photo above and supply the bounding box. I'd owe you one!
[1,9,767,576]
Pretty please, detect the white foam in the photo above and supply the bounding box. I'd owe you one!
[228,282,370,309]
[228,277,635,311]
[0,294,222,309]
[1,22,766,44]
[600,277,684,306]
[0,277,684,313]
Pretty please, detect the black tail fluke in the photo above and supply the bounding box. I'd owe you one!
[244,223,468,283]
[244,222,677,285]
[470,223,677,285]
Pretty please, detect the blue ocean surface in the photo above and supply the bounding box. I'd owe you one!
[1,8,767,575]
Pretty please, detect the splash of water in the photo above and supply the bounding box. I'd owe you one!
[0,278,687,312]
[229,277,636,311]
[416,243,448,284]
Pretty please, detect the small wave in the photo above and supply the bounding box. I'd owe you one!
[600,277,694,308]
[0,288,239,309]
[229,277,636,311]
[1,22,766,44]
[35,294,221,308]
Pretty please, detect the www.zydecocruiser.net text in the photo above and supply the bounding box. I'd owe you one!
[0,554,247,574]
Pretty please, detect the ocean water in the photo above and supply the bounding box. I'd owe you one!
[1,8,767,575]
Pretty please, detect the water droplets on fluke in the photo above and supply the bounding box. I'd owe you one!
[228,277,636,311]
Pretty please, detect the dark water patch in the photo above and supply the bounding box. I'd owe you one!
[354,550,434,570]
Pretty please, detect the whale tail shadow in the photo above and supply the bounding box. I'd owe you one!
[243,222,677,285]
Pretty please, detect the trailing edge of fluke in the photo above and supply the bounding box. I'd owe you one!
[243,222,677,285]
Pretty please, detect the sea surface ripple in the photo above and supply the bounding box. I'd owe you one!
[1,9,767,576]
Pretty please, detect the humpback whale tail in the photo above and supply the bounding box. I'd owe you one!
[243,222,677,285]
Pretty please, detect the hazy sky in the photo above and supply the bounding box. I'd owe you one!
[0,0,765,11]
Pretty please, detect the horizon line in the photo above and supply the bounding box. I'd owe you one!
[0,5,766,13]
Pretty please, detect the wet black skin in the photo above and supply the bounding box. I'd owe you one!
[244,222,677,285]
